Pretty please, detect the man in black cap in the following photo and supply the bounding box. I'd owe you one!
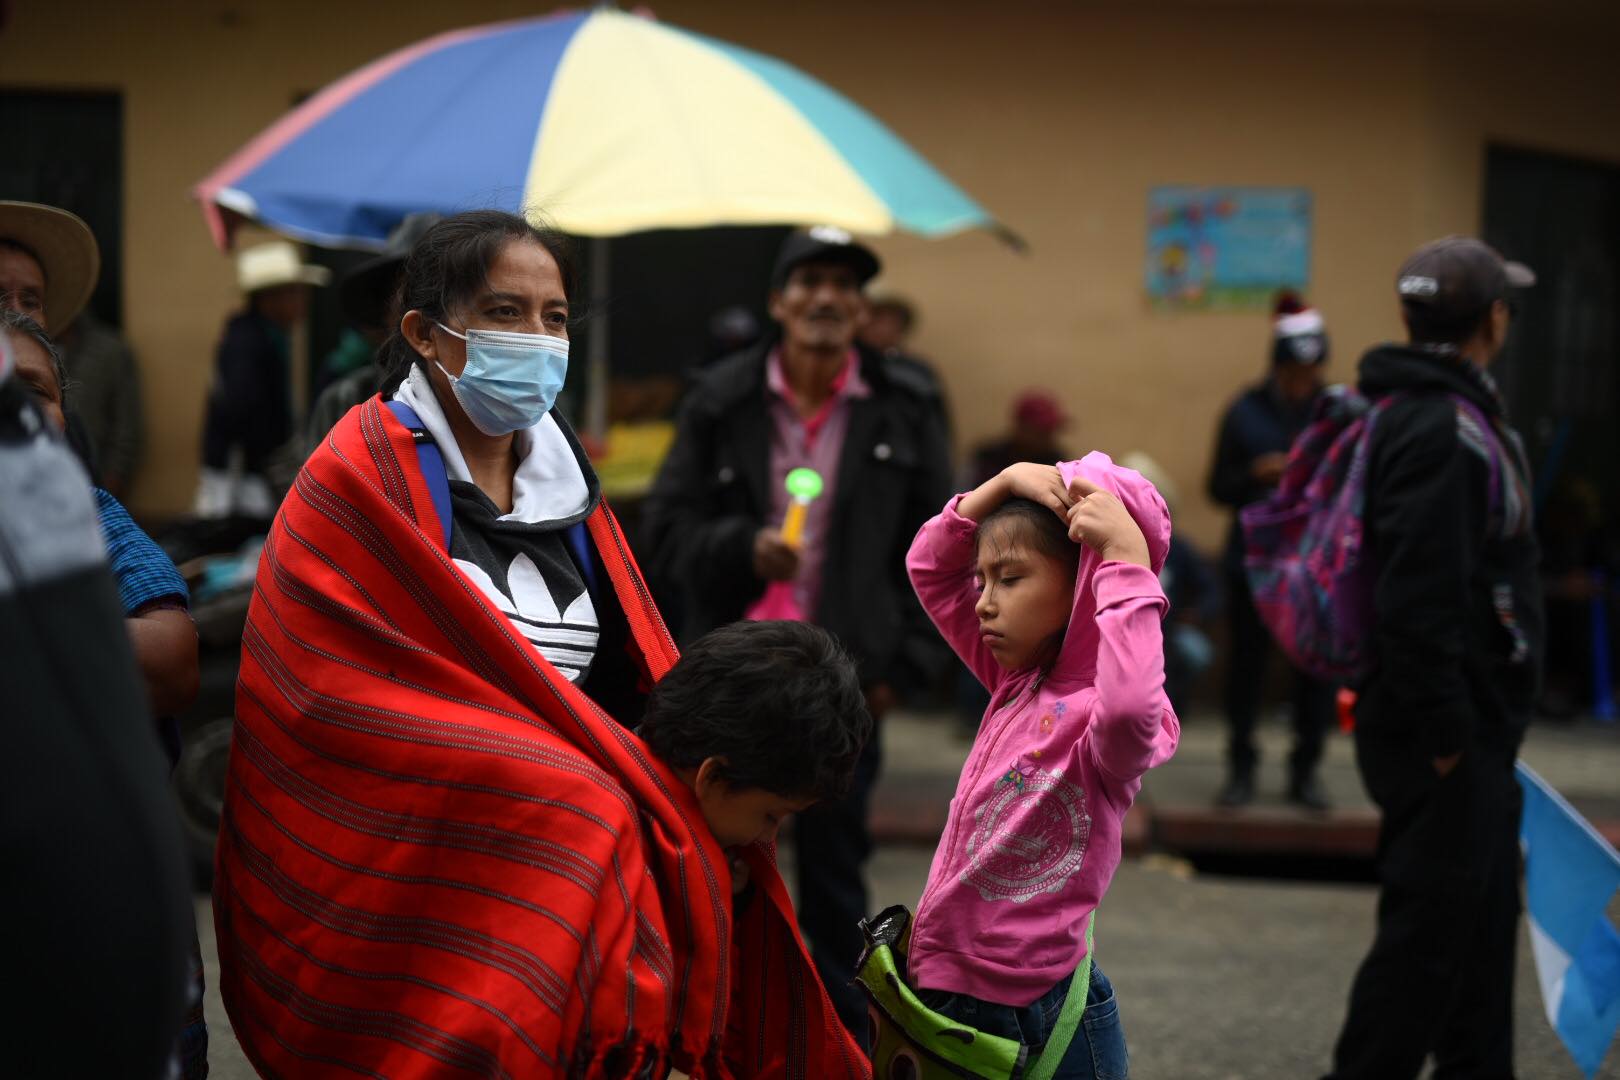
[1324,237,1542,1080]
[643,226,951,1041]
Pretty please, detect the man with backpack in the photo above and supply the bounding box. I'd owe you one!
[1324,237,1542,1079]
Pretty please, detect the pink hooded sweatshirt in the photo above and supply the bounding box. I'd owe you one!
[904,452,1180,1007]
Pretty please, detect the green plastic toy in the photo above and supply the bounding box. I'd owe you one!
[780,467,824,546]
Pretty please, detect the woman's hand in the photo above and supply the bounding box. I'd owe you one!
[1067,475,1151,568]
[958,463,1073,523]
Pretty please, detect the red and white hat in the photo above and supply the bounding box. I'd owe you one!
[1271,290,1328,366]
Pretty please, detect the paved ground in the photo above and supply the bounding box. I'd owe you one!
[192,710,1620,1078]
[192,854,1616,1079]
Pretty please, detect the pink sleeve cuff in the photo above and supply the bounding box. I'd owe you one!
[1091,561,1167,610]
[938,493,981,542]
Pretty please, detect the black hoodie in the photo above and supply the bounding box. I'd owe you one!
[1355,344,1543,758]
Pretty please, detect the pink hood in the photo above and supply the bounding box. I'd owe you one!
[1050,450,1172,694]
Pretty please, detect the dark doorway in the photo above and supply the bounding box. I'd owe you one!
[1485,145,1620,715]
[0,89,124,328]
[1485,145,1620,509]
[562,225,789,424]
[589,225,789,377]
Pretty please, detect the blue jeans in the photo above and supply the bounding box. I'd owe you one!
[917,962,1128,1079]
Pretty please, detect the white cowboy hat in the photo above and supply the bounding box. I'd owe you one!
[236,240,331,293]
[0,200,101,330]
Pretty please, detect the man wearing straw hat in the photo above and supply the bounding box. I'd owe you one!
[0,199,100,332]
[195,239,329,518]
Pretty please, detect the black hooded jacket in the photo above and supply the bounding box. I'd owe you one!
[1355,344,1543,758]
[641,340,952,694]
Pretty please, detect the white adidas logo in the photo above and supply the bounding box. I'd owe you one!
[455,553,598,682]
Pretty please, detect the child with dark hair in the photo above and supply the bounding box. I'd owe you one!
[639,619,873,852]
[901,455,1178,1077]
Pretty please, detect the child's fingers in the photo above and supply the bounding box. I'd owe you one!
[1067,501,1095,544]
[1068,473,1102,501]
[1042,484,1071,517]
[1033,468,1073,516]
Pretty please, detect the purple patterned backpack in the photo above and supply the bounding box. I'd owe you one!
[1240,385,1504,682]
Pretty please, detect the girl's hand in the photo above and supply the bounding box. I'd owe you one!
[958,462,1073,523]
[1067,474,1151,568]
[1002,463,1073,518]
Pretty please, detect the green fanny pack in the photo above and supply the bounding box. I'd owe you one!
[854,905,1095,1080]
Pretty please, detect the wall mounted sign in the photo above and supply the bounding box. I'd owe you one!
[1146,186,1312,310]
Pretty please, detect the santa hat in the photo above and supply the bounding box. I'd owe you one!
[1271,290,1328,366]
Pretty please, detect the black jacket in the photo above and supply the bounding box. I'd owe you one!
[1355,344,1543,758]
[642,340,952,693]
[201,311,292,472]
[1207,380,1318,572]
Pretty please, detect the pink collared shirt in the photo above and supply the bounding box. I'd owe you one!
[754,349,869,620]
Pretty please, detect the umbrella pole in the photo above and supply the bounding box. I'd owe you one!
[586,235,609,445]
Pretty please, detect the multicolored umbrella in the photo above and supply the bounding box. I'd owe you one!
[195,7,1008,249]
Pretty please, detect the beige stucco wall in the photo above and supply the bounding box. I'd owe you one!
[3,1,1618,548]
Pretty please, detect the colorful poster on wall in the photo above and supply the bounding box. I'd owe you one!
[1146,186,1312,310]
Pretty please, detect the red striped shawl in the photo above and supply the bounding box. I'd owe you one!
[215,399,868,1079]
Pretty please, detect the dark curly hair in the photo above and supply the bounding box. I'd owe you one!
[639,621,872,802]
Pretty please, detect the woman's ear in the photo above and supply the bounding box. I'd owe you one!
[400,310,437,363]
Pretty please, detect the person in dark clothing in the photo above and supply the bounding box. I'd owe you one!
[1,335,194,1080]
[5,310,208,1080]
[1324,237,1542,1080]
[305,213,445,457]
[859,289,954,442]
[1207,291,1335,809]
[196,240,329,518]
[965,389,1072,484]
[642,226,953,1042]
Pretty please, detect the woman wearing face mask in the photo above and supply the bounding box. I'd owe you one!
[213,211,861,1079]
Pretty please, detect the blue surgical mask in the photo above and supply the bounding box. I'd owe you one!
[435,324,568,436]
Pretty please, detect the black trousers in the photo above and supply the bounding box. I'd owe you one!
[1224,570,1334,778]
[794,724,882,1045]
[1327,728,1523,1079]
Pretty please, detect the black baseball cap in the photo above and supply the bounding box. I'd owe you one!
[1396,236,1535,342]
[770,226,881,291]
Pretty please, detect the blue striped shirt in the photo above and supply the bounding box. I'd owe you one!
[94,488,188,615]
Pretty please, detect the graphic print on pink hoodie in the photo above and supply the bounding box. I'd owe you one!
[904,452,1180,1007]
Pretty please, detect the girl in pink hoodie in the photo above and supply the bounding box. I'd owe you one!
[903,453,1179,1077]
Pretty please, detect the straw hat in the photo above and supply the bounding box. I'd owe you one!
[236,240,331,294]
[0,201,100,330]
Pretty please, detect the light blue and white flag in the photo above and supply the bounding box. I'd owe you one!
[1518,761,1620,1078]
